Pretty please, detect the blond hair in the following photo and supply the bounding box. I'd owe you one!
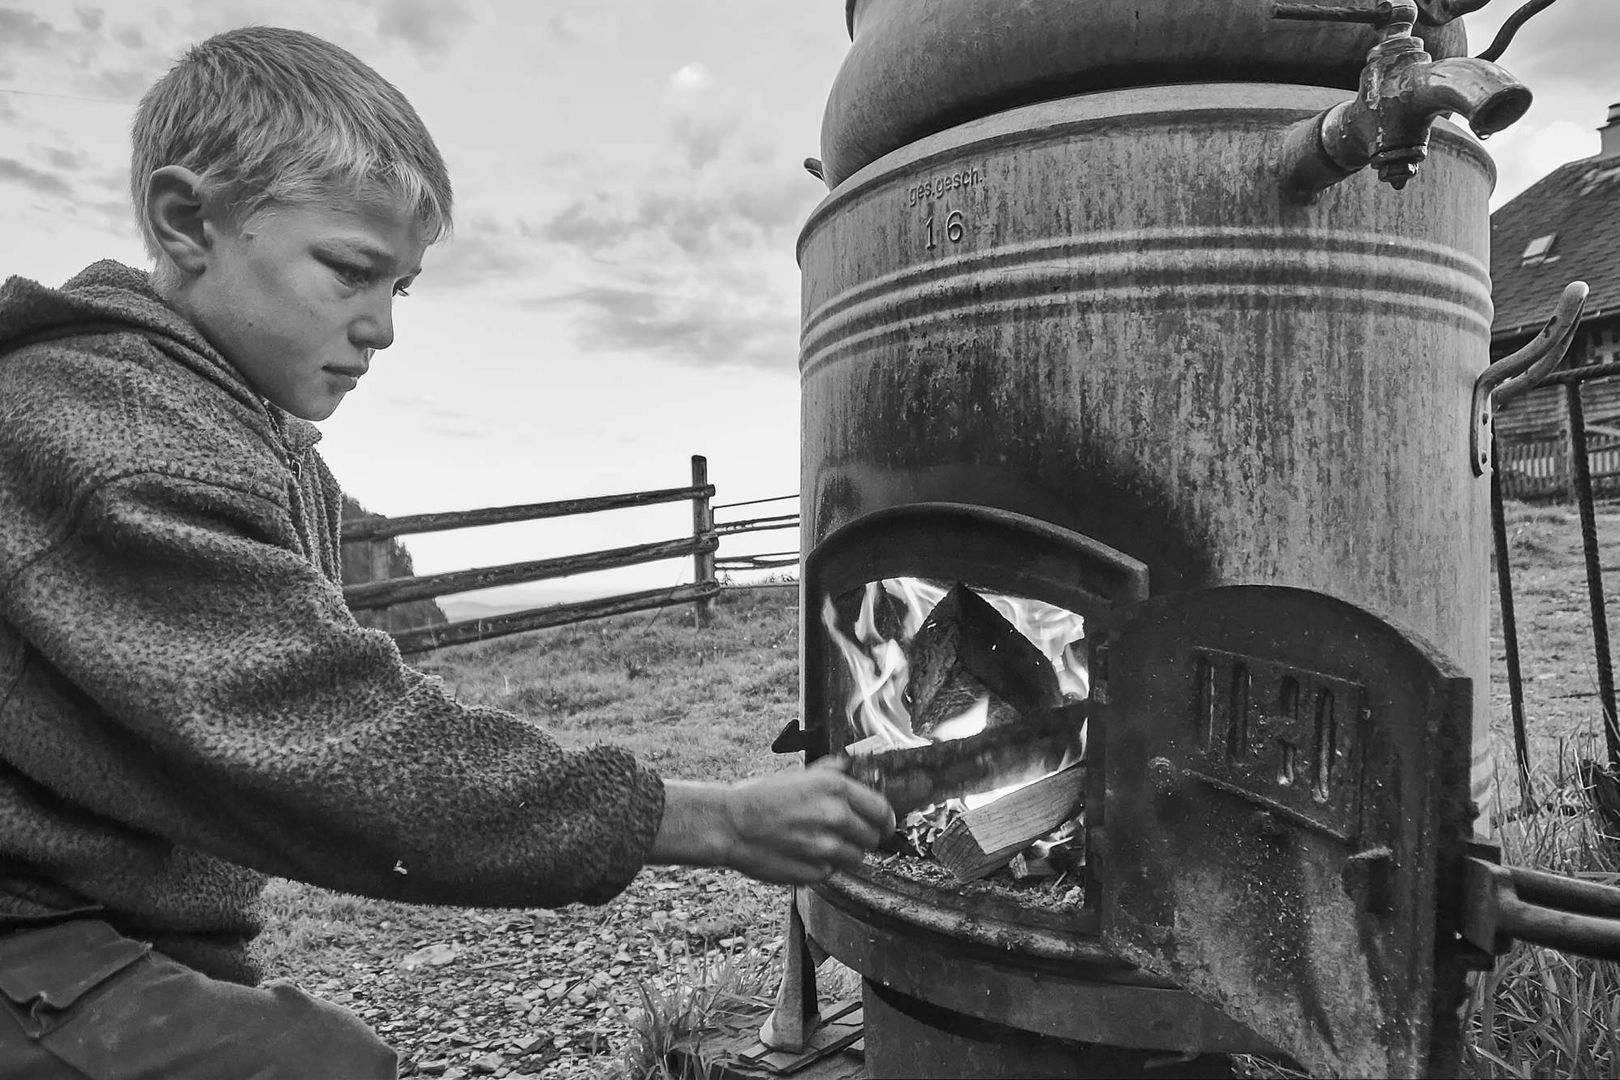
[132,26,452,259]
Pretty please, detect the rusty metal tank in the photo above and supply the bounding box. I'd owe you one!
[799,79,1496,849]
[819,0,1469,187]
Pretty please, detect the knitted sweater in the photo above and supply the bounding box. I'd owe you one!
[0,261,666,984]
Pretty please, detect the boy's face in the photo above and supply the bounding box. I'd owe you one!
[187,194,426,421]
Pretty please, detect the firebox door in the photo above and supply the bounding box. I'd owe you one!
[1089,584,1474,1079]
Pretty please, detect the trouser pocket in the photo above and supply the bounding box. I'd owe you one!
[0,920,150,1038]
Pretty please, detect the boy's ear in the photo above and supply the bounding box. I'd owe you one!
[144,166,215,276]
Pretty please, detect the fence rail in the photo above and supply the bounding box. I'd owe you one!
[344,534,717,612]
[342,458,801,655]
[389,582,721,654]
[341,484,710,542]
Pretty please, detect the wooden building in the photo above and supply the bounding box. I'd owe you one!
[1491,102,1620,498]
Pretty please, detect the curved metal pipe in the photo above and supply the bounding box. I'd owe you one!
[1406,56,1533,136]
[1476,0,1564,62]
[1469,280,1588,476]
[1279,0,1532,197]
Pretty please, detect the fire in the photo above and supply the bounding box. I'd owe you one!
[819,584,929,751]
[819,578,1089,816]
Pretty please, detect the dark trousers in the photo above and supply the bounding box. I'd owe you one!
[0,919,397,1079]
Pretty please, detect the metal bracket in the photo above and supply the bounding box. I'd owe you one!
[1461,852,1620,961]
[1470,280,1588,476]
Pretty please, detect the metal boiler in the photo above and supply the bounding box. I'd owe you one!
[781,1,1597,1076]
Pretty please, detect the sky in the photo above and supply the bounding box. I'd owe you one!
[0,0,1615,611]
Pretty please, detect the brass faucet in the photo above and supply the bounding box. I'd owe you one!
[1278,0,1533,198]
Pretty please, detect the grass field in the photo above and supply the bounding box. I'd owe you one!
[258,505,1620,1079]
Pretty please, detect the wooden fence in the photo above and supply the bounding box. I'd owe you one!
[1497,410,1620,502]
[341,456,800,655]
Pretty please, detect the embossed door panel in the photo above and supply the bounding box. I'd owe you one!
[1091,585,1474,1079]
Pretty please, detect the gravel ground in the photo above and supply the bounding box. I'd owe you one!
[261,865,785,1080]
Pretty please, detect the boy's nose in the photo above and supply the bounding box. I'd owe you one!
[351,303,395,351]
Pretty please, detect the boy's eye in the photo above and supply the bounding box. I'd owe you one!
[392,283,411,298]
[332,262,369,288]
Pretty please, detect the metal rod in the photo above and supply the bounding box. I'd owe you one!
[1535,358,1620,387]
[1566,385,1620,768]
[712,493,799,511]
[1475,0,1563,62]
[1496,893,1620,962]
[1508,863,1620,919]
[714,513,801,535]
[1491,437,1533,809]
[1271,2,1383,22]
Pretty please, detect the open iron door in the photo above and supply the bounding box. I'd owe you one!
[1089,585,1476,1078]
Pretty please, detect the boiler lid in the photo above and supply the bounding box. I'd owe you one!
[821,0,1469,189]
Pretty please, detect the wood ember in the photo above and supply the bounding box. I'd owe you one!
[933,765,1086,882]
[906,584,1062,737]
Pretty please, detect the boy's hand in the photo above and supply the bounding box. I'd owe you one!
[652,765,896,885]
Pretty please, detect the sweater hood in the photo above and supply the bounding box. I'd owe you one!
[0,260,321,457]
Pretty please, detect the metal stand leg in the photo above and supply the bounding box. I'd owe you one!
[759,889,820,1051]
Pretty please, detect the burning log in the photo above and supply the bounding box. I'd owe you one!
[932,764,1086,882]
[906,585,1064,738]
[845,702,1085,817]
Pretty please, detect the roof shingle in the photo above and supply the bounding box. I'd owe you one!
[1490,154,1620,341]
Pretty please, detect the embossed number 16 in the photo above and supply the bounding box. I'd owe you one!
[923,209,965,250]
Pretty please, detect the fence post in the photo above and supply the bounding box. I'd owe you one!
[1564,386,1581,502]
[368,538,394,633]
[691,455,716,626]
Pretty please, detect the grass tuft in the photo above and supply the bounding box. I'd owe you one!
[1463,762,1620,1079]
[610,952,777,1080]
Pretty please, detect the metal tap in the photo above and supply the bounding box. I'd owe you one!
[1277,0,1533,198]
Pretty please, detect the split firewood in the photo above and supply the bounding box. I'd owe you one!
[1008,853,1058,879]
[933,764,1086,882]
[906,584,1062,737]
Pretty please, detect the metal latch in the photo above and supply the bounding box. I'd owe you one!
[771,718,826,757]
[1462,847,1620,961]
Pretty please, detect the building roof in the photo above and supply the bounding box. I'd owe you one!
[1490,154,1620,342]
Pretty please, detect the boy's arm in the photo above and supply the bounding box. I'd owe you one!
[2,468,675,908]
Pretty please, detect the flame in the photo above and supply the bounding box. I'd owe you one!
[821,577,1090,816]
[819,587,927,750]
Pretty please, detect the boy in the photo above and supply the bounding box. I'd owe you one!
[0,26,893,1080]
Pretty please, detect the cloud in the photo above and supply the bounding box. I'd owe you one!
[40,145,89,171]
[0,155,73,198]
[531,284,798,370]
[420,214,545,289]
[0,7,58,54]
[376,0,476,61]
[1488,118,1602,207]
[661,62,742,172]
[545,14,578,44]
[525,65,821,372]
[1468,5,1619,121]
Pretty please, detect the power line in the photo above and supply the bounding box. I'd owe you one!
[0,86,133,106]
